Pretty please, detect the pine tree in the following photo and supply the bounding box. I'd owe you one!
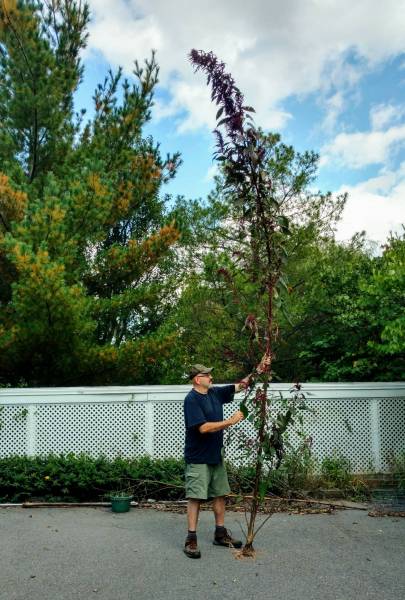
[0,0,89,183]
[0,2,182,385]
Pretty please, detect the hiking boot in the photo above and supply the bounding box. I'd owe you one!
[184,537,201,558]
[213,528,242,548]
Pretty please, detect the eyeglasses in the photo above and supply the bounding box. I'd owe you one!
[197,373,212,378]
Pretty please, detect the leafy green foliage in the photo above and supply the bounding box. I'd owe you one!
[361,233,405,359]
[0,451,373,503]
[284,232,405,382]
[0,0,89,183]
[0,453,186,502]
[0,2,184,385]
[320,452,352,488]
[276,234,376,381]
[267,443,317,494]
[162,203,404,383]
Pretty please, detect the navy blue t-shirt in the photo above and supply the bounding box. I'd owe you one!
[184,385,235,464]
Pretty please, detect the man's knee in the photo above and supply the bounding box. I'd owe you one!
[187,498,202,505]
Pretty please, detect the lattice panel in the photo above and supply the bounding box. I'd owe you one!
[0,405,28,457]
[222,398,374,470]
[379,397,405,471]
[0,387,404,473]
[301,397,373,472]
[35,402,146,459]
[152,401,184,459]
[223,395,377,471]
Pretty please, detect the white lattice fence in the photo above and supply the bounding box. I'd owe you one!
[0,384,404,472]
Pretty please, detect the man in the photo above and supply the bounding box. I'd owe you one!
[183,363,250,559]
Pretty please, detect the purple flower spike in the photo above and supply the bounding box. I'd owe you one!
[189,49,246,145]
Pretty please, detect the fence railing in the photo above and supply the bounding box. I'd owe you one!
[1,383,404,472]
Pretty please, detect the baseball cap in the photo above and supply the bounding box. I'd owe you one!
[188,364,213,380]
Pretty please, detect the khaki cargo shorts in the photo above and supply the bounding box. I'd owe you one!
[185,448,231,500]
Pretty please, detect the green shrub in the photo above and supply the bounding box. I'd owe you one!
[226,462,256,494]
[229,444,319,497]
[0,453,186,503]
[267,444,318,495]
[0,450,373,503]
[320,452,352,488]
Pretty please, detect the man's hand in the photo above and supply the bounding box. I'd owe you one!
[234,354,271,392]
[235,376,252,392]
[199,410,245,434]
[228,410,245,426]
[256,352,271,374]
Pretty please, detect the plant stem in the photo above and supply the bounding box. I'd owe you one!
[243,370,270,552]
[243,275,273,554]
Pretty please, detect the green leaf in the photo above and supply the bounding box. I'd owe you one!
[239,402,249,418]
[277,215,289,228]
[281,305,293,326]
[278,276,288,291]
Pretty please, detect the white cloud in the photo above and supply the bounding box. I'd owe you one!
[204,164,219,183]
[86,2,163,65]
[322,91,345,133]
[167,81,218,134]
[335,163,405,243]
[321,124,405,169]
[321,102,405,169]
[86,0,405,133]
[370,103,405,130]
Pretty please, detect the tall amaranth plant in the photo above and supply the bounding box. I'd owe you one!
[189,49,308,556]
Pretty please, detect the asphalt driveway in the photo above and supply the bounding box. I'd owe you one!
[0,505,404,600]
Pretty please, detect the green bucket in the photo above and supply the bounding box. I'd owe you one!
[110,495,133,513]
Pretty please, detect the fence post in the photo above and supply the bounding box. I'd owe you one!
[370,398,382,473]
[26,405,37,457]
[145,397,154,457]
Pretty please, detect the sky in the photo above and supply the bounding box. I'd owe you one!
[75,0,405,245]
